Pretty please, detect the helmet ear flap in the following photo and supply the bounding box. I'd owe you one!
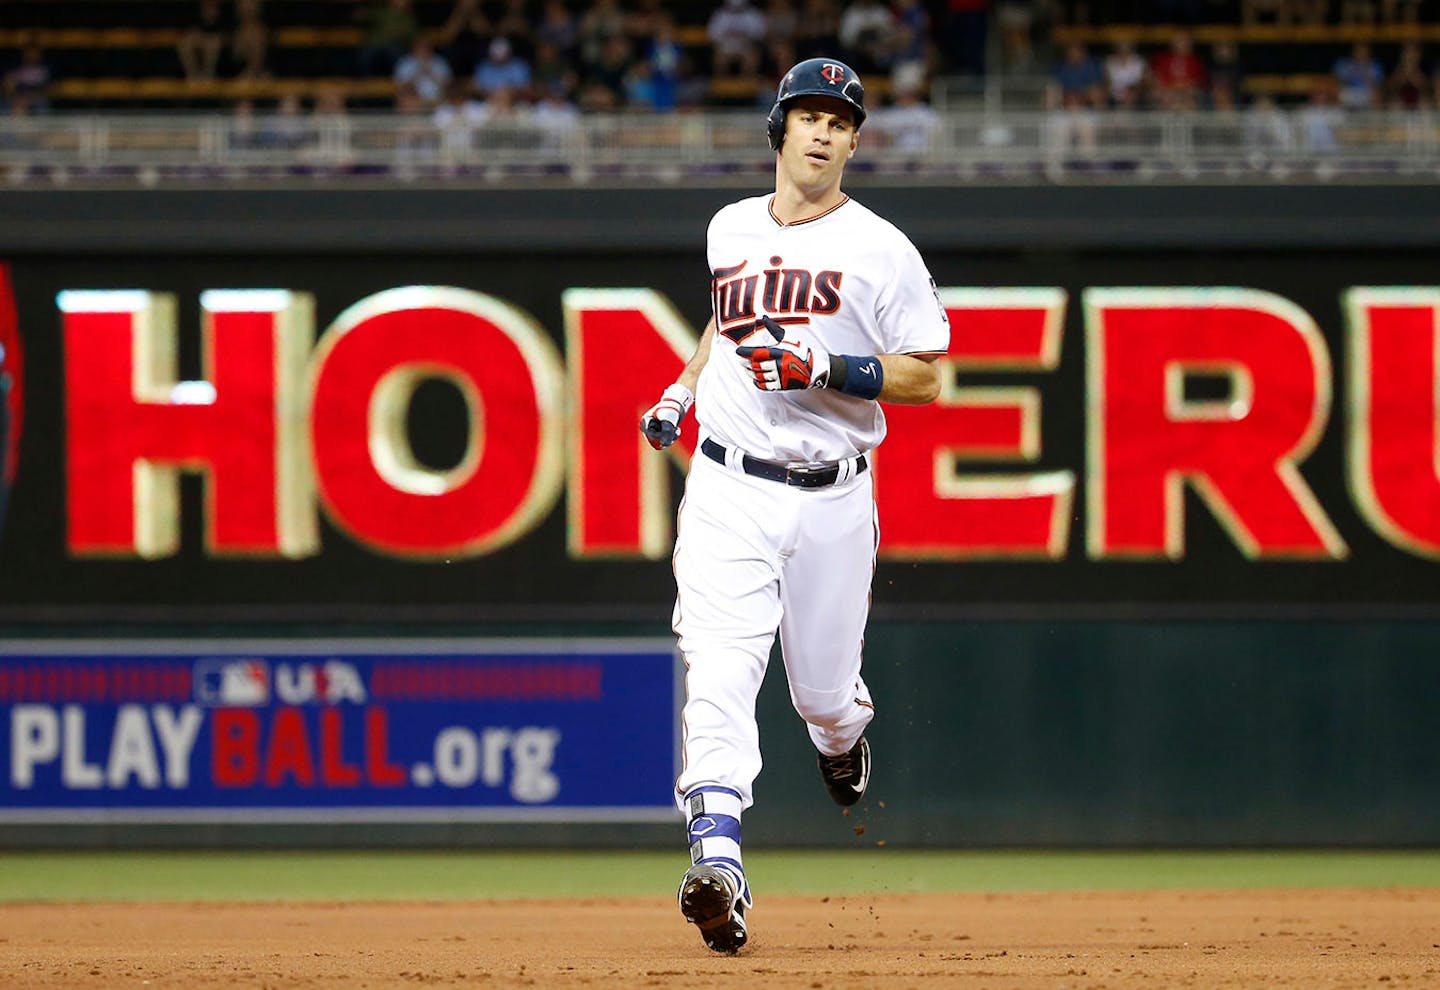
[766,102,787,152]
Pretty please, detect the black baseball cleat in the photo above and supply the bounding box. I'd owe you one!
[678,863,749,954]
[818,736,871,807]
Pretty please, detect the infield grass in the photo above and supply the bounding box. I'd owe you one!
[2,849,1439,902]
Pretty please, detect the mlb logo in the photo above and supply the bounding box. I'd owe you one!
[195,659,270,706]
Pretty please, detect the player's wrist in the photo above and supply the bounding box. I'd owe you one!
[825,354,884,400]
[662,382,696,416]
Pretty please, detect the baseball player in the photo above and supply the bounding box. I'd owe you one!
[640,57,949,953]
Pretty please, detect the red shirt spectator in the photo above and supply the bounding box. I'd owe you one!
[1149,32,1206,109]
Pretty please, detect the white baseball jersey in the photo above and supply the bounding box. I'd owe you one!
[697,193,950,464]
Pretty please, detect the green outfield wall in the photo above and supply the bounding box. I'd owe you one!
[0,184,1438,848]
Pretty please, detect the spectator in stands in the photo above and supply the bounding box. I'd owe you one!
[890,0,934,89]
[536,0,579,58]
[231,0,269,80]
[1332,41,1384,109]
[579,34,632,109]
[765,0,801,60]
[1049,41,1104,110]
[1103,39,1145,108]
[433,78,489,158]
[1046,47,1101,155]
[532,81,581,149]
[531,39,579,101]
[4,42,53,114]
[676,52,713,107]
[753,39,797,108]
[578,0,628,71]
[993,0,1036,74]
[1243,92,1293,159]
[474,37,533,102]
[871,80,940,153]
[1148,30,1206,110]
[1385,41,1431,109]
[1208,40,1244,110]
[709,0,768,78]
[494,0,535,55]
[229,97,259,150]
[358,0,421,77]
[838,0,896,74]
[634,13,685,111]
[791,0,840,62]
[395,36,454,110]
[178,0,231,82]
[792,0,842,61]
[438,0,495,78]
[942,0,991,77]
[1301,78,1342,151]
[309,84,355,170]
[260,91,309,150]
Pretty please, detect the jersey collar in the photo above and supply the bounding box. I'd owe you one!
[768,194,850,228]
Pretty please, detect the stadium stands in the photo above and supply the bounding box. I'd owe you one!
[3,1,1438,113]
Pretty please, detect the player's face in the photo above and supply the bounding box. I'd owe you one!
[780,96,858,191]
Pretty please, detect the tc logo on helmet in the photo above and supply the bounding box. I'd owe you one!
[820,63,846,83]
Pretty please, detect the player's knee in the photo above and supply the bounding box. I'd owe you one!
[790,689,853,729]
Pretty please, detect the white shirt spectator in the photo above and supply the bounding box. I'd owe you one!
[394,45,454,106]
[708,0,767,59]
[872,92,939,152]
[1103,44,1145,106]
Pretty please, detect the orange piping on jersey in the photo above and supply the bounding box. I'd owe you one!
[767,195,851,228]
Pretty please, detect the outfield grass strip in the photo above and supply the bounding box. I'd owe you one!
[3,850,1440,903]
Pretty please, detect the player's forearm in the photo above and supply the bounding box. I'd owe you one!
[875,353,941,405]
[675,318,716,393]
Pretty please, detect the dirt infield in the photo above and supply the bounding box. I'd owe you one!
[5,889,1437,989]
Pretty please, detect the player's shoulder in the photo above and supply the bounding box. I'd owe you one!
[840,197,925,261]
[841,197,914,245]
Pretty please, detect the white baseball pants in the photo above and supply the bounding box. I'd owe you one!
[672,448,877,811]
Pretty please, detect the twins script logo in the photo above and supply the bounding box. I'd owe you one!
[711,259,844,343]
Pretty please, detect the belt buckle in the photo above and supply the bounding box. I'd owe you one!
[785,464,827,487]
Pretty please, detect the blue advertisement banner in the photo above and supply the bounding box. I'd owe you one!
[0,639,681,822]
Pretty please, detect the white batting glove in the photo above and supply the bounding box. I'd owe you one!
[640,383,695,450]
[734,316,832,391]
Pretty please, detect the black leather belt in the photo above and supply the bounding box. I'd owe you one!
[701,437,867,489]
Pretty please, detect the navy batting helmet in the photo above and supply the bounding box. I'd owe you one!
[766,58,867,152]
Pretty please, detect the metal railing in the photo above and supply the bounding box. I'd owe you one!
[1,107,1438,185]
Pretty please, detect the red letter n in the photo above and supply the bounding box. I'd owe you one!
[563,288,698,559]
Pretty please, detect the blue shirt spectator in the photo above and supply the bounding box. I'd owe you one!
[474,37,532,99]
[1051,42,1103,109]
[1332,42,1383,110]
